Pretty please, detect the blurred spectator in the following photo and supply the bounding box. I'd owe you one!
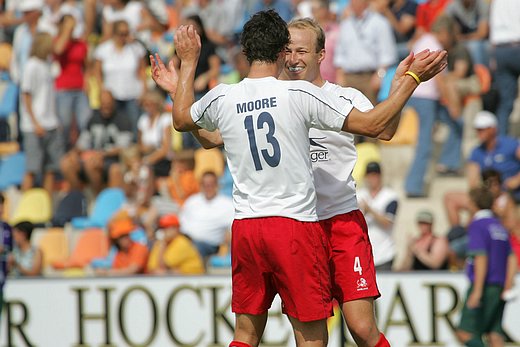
[415,0,451,36]
[147,214,205,275]
[60,90,132,195]
[179,171,234,259]
[157,151,199,208]
[466,111,520,203]
[445,0,490,66]
[489,0,520,136]
[404,30,462,197]
[252,0,294,23]
[10,0,43,85]
[0,194,13,316]
[0,43,17,142]
[357,162,398,271]
[432,15,481,122]
[94,20,147,134]
[96,218,149,275]
[373,0,417,60]
[20,32,64,194]
[334,0,397,104]
[456,186,516,347]
[138,89,172,178]
[39,0,85,38]
[53,13,91,150]
[311,0,339,83]
[399,210,449,271]
[8,221,42,277]
[101,0,144,41]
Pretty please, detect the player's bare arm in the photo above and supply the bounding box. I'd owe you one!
[192,129,224,149]
[172,25,202,132]
[342,49,448,138]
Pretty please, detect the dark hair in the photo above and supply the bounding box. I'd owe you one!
[240,10,290,64]
[469,186,494,210]
[0,193,4,205]
[481,168,502,185]
[186,14,208,42]
[13,221,35,240]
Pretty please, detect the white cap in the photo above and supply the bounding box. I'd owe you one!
[473,110,497,129]
[18,0,44,12]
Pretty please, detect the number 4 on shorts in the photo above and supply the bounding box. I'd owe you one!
[354,256,363,275]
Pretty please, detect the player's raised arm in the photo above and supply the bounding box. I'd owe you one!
[342,49,448,139]
[172,25,202,132]
[150,53,178,99]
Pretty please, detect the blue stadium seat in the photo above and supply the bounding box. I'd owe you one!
[71,188,126,229]
[0,151,25,190]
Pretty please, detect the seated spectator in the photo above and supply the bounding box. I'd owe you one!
[399,210,449,271]
[445,0,490,66]
[60,90,132,196]
[357,162,399,271]
[137,89,172,178]
[431,15,481,122]
[147,214,205,275]
[179,171,234,259]
[95,218,148,276]
[158,151,199,207]
[20,32,65,194]
[8,221,42,277]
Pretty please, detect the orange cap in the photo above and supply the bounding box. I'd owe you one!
[158,214,180,228]
[110,218,135,239]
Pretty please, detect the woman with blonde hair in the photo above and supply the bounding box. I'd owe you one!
[20,32,65,194]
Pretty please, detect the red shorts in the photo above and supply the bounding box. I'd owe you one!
[231,217,333,322]
[320,210,380,303]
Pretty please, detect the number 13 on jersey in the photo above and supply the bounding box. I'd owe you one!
[244,112,281,171]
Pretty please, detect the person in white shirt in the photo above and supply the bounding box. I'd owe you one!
[179,171,234,258]
[151,9,446,347]
[358,162,399,271]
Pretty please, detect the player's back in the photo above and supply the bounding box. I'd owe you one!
[191,77,349,221]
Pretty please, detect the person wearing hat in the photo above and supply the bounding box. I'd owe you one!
[357,161,399,271]
[147,214,204,275]
[398,210,449,271]
[96,218,148,276]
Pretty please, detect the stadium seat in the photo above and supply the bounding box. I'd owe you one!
[37,228,69,268]
[10,188,52,226]
[352,142,382,183]
[194,148,225,180]
[382,107,419,146]
[70,188,126,229]
[53,228,109,269]
[0,151,25,190]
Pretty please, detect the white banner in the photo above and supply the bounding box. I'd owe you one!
[1,273,519,347]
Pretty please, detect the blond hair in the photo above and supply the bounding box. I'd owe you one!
[30,32,53,60]
[287,18,326,52]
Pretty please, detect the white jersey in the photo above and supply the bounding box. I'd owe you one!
[311,82,374,220]
[191,77,354,221]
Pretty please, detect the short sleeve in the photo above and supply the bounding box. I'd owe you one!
[467,224,488,255]
[20,61,36,93]
[190,86,227,131]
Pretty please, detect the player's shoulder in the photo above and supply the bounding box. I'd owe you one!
[285,79,322,93]
[323,82,374,110]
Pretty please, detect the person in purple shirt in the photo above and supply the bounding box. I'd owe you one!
[0,193,13,323]
[456,186,517,347]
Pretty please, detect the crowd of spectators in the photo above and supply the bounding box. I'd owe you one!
[0,0,518,278]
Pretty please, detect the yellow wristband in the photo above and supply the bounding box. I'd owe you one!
[405,71,421,85]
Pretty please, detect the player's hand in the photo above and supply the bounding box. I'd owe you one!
[466,290,481,309]
[174,25,201,65]
[150,53,178,95]
[408,49,448,83]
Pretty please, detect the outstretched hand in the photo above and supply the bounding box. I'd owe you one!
[389,51,415,93]
[408,49,448,83]
[174,25,201,64]
[150,53,178,95]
